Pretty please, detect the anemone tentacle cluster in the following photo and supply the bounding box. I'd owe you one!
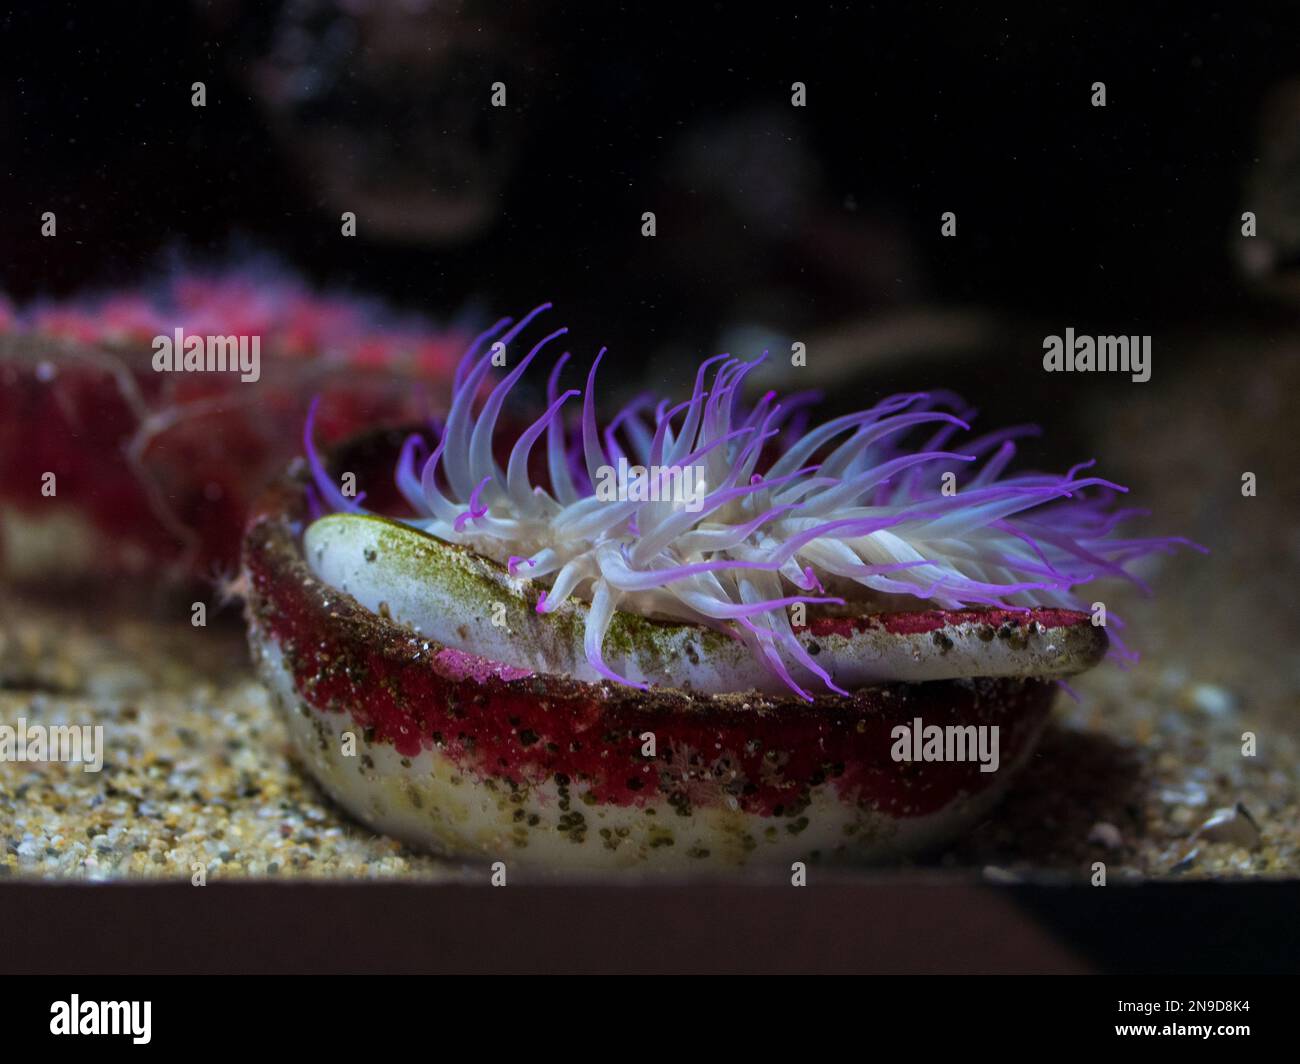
[306,304,1196,700]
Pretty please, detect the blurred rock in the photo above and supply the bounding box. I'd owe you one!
[1088,822,1123,850]
[1197,804,1262,849]
[1188,683,1236,717]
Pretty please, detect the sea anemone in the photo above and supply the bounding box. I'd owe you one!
[303,303,1198,702]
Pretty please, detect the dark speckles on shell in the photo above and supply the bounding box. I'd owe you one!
[996,621,1031,650]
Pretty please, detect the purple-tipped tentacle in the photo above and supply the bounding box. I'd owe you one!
[507,387,580,507]
[453,475,493,532]
[581,348,611,488]
[468,325,568,498]
[665,353,731,466]
[583,580,650,690]
[395,433,429,514]
[452,315,513,392]
[304,396,365,514]
[545,351,583,505]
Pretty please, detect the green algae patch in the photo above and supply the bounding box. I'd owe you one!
[304,513,741,687]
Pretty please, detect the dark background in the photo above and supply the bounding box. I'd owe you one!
[2,2,1296,360]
